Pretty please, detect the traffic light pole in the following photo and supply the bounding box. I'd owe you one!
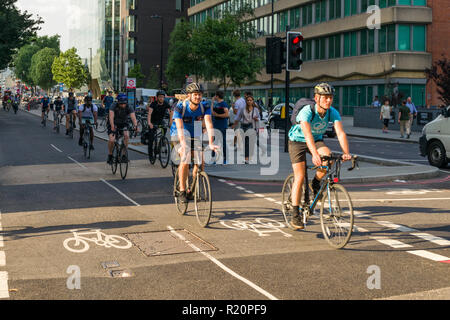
[284,69,290,153]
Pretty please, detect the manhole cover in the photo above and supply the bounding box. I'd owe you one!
[124,229,217,257]
[101,261,120,269]
[109,269,133,278]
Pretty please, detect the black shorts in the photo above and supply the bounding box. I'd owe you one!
[42,106,49,112]
[107,123,129,136]
[288,140,326,164]
[67,108,76,114]
[383,119,389,127]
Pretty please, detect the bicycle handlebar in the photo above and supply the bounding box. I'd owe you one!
[312,154,359,171]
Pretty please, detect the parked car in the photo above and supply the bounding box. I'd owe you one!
[267,103,294,130]
[419,105,450,168]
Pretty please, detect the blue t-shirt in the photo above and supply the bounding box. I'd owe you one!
[170,100,211,138]
[288,104,341,142]
[212,101,229,130]
[103,96,114,110]
[41,97,50,107]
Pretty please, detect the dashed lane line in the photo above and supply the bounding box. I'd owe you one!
[50,144,63,153]
[67,156,88,169]
[100,179,141,207]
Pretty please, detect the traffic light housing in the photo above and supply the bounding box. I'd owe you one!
[266,37,283,74]
[286,31,303,72]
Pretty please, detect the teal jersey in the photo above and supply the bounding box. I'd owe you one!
[288,104,341,142]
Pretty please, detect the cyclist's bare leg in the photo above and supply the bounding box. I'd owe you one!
[124,131,130,147]
[108,134,115,155]
[313,146,332,181]
[291,161,306,206]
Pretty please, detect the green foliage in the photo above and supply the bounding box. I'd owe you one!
[52,48,88,90]
[30,47,58,90]
[146,66,160,89]
[0,0,42,69]
[127,63,146,88]
[425,54,450,106]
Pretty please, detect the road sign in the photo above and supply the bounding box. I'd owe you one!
[126,78,136,89]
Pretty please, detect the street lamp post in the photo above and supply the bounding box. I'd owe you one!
[151,15,164,90]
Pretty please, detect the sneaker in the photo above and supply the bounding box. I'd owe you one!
[89,145,94,151]
[186,190,194,201]
[400,135,404,138]
[65,130,69,135]
[290,213,305,230]
[178,191,188,203]
[78,138,83,146]
[407,134,410,139]
[107,155,113,164]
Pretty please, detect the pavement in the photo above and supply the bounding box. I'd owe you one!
[22,106,438,183]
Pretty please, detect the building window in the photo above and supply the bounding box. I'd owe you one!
[413,0,427,5]
[361,0,376,12]
[329,0,342,20]
[378,24,395,52]
[398,24,411,51]
[398,0,410,4]
[302,4,313,26]
[314,37,326,60]
[128,15,135,32]
[315,0,326,24]
[344,31,357,57]
[290,7,300,29]
[176,0,182,11]
[127,0,135,10]
[128,38,135,54]
[413,25,426,51]
[278,11,288,33]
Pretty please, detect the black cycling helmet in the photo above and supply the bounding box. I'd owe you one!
[314,83,335,95]
[185,82,203,94]
[68,92,74,97]
[84,96,92,103]
[156,90,166,97]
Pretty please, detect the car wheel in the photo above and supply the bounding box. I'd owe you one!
[269,120,276,130]
[427,141,448,168]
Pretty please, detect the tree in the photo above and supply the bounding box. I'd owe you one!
[30,47,58,90]
[146,66,160,89]
[0,0,42,69]
[52,48,88,90]
[425,54,450,106]
[128,63,146,88]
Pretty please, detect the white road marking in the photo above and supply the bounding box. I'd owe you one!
[353,225,369,233]
[0,272,9,299]
[406,250,450,262]
[227,183,236,186]
[371,237,412,249]
[352,197,450,202]
[265,198,277,202]
[245,190,255,194]
[67,156,87,169]
[0,251,5,266]
[374,221,417,232]
[50,144,63,153]
[100,179,140,206]
[410,233,450,246]
[254,194,265,198]
[235,186,246,191]
[167,226,279,300]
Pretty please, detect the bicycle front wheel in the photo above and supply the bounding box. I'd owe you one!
[111,144,119,174]
[119,144,128,180]
[194,172,212,227]
[159,136,170,168]
[320,183,354,249]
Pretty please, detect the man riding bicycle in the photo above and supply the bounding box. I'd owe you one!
[41,95,50,124]
[147,90,171,159]
[64,92,78,135]
[53,96,64,130]
[78,96,98,150]
[288,83,351,230]
[107,93,138,164]
[170,82,219,203]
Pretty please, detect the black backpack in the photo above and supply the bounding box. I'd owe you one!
[290,98,330,125]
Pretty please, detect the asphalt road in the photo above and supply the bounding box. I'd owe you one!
[0,109,449,304]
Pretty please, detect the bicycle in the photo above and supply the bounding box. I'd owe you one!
[95,112,108,133]
[41,109,48,128]
[67,113,76,139]
[12,102,18,114]
[173,140,214,227]
[110,128,134,180]
[81,120,96,159]
[281,153,359,249]
[5,101,11,112]
[53,110,64,133]
[148,125,170,168]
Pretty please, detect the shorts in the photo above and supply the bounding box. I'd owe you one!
[171,137,203,164]
[67,108,76,113]
[288,140,326,164]
[383,119,389,127]
[42,106,49,112]
[81,117,95,125]
[107,123,128,136]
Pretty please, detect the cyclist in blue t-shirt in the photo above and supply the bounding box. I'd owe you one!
[170,82,219,203]
[41,95,50,124]
[288,83,352,230]
[103,91,114,114]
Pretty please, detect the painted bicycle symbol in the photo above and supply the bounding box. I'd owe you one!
[220,218,292,238]
[63,229,132,253]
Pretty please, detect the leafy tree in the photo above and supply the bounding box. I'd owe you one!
[0,0,42,69]
[425,54,450,106]
[145,66,160,89]
[32,35,60,53]
[52,47,88,90]
[30,47,58,90]
[127,63,146,88]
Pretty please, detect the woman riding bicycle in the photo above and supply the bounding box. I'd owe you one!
[288,83,352,230]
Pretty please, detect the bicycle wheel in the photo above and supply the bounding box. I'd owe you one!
[119,144,128,180]
[281,174,307,230]
[173,169,188,215]
[320,183,354,249]
[148,137,157,164]
[95,117,106,133]
[194,171,212,227]
[111,144,118,174]
[159,136,170,168]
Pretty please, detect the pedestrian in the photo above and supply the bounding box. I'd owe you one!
[371,95,381,107]
[211,90,229,164]
[398,100,410,138]
[236,94,260,164]
[231,89,246,150]
[405,96,418,139]
[380,99,392,133]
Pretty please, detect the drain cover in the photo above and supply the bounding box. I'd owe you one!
[109,269,133,278]
[124,229,217,257]
[101,261,120,269]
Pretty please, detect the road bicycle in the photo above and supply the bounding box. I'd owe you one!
[12,102,18,114]
[41,109,48,128]
[5,101,11,112]
[67,113,76,139]
[110,128,134,180]
[63,229,132,253]
[281,153,358,249]
[53,110,64,133]
[148,125,170,168]
[95,112,108,133]
[173,140,214,227]
[81,119,96,159]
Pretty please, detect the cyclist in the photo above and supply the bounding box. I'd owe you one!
[147,90,170,159]
[106,93,138,164]
[64,92,78,135]
[78,96,98,150]
[53,96,64,130]
[41,95,50,124]
[170,82,219,203]
[288,83,351,230]
[2,91,10,110]
[102,90,114,116]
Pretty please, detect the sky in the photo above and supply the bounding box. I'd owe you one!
[16,0,71,51]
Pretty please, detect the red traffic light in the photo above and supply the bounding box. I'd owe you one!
[292,35,303,44]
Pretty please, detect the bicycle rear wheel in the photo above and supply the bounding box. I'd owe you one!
[159,136,170,168]
[119,144,128,180]
[174,169,188,215]
[194,171,212,227]
[320,183,354,249]
[281,174,307,230]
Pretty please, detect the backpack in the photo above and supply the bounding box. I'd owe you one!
[181,100,205,119]
[68,97,75,109]
[290,98,330,125]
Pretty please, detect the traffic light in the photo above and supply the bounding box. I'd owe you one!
[266,37,283,74]
[286,31,303,72]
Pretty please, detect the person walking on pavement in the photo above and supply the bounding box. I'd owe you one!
[371,96,381,108]
[405,96,418,139]
[231,89,246,150]
[398,100,410,138]
[235,94,260,164]
[212,90,229,164]
[380,99,392,133]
